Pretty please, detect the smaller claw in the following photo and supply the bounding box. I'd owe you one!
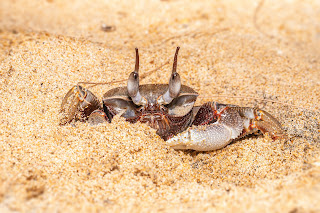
[60,85,101,125]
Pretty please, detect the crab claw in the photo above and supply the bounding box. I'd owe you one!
[166,124,237,151]
[165,104,285,151]
[60,85,101,125]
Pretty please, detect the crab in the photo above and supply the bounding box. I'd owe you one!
[59,47,284,151]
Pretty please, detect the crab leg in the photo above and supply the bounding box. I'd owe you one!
[232,107,284,140]
[166,102,284,151]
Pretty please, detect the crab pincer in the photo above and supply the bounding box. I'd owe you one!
[166,104,285,151]
[59,85,102,125]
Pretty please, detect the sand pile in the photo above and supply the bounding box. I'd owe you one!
[0,0,319,212]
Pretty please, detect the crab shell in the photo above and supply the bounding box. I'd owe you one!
[102,84,198,140]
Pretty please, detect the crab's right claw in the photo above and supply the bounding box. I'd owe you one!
[59,85,101,125]
[253,109,285,140]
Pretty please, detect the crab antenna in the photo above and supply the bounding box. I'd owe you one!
[127,48,145,105]
[159,47,181,105]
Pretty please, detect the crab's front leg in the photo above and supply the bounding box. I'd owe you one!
[233,107,284,140]
[166,102,284,151]
[59,85,109,125]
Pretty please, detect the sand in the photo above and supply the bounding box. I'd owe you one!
[0,0,320,212]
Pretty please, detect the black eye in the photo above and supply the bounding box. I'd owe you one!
[137,106,144,112]
[160,105,167,111]
[133,73,138,79]
[172,73,177,79]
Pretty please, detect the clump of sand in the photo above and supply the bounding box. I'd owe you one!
[0,0,319,212]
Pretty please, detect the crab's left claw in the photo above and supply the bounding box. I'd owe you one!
[166,104,245,151]
[60,85,101,125]
[166,123,241,151]
[165,103,286,151]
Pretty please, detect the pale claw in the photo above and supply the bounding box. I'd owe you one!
[166,124,234,151]
[166,106,285,151]
[60,85,101,125]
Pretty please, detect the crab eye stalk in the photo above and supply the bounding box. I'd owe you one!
[127,48,146,105]
[158,47,181,105]
[169,47,181,98]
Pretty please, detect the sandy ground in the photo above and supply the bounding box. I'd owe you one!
[0,0,320,212]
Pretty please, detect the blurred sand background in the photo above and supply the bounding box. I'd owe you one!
[0,0,320,212]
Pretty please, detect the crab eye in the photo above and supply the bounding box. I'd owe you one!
[157,47,182,105]
[137,106,145,112]
[172,72,177,79]
[127,48,146,106]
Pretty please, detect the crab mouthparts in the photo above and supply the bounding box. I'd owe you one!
[139,113,170,133]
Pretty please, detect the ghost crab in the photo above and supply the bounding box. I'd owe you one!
[60,47,284,151]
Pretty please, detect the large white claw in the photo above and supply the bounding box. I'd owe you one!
[166,124,234,151]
